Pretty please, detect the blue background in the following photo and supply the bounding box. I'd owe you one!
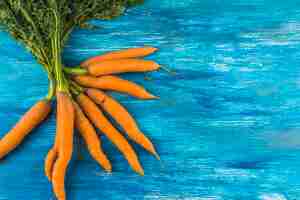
[0,0,300,199]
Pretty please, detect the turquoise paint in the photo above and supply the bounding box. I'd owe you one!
[0,0,300,199]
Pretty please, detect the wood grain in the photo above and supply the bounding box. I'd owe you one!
[0,0,300,199]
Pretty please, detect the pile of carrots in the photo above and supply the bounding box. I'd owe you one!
[0,47,161,200]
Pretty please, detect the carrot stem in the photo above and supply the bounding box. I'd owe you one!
[46,79,56,100]
[70,80,84,93]
[63,66,87,75]
[70,85,80,96]
[51,7,68,93]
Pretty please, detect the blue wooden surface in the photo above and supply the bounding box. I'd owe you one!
[1,0,300,199]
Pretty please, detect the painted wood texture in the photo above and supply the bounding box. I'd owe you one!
[0,0,300,199]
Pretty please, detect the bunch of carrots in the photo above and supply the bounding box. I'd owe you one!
[0,1,164,199]
[0,46,161,200]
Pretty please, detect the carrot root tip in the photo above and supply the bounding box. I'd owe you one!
[149,94,159,99]
[153,152,161,161]
[138,169,145,176]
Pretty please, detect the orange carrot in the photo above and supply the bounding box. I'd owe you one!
[76,93,144,175]
[74,75,157,99]
[44,126,61,182]
[52,92,74,200]
[73,102,112,172]
[87,59,160,76]
[45,147,57,181]
[86,88,159,159]
[0,99,51,159]
[81,47,158,67]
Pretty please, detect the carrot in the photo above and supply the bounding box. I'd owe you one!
[52,92,74,200]
[0,99,51,159]
[81,47,158,67]
[87,59,160,76]
[86,88,160,159]
[45,147,57,181]
[73,102,112,172]
[44,127,61,182]
[76,93,144,175]
[74,75,157,99]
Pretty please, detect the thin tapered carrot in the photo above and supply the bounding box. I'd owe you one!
[87,59,160,76]
[52,92,74,200]
[45,147,57,181]
[76,93,144,175]
[74,75,157,99]
[44,127,61,182]
[81,47,158,67]
[0,99,51,159]
[73,102,112,172]
[86,88,160,159]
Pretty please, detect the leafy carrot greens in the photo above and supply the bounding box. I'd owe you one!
[0,0,143,94]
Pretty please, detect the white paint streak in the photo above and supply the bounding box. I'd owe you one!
[259,193,287,200]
